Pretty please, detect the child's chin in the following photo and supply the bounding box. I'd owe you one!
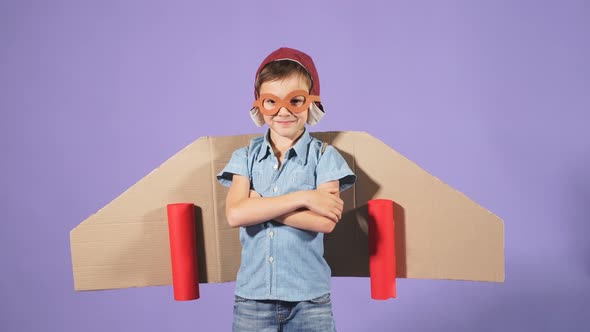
[270,126,303,138]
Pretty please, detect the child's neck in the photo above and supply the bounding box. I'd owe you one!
[269,129,304,164]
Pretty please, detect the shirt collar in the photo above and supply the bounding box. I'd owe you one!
[258,132,272,162]
[258,129,312,165]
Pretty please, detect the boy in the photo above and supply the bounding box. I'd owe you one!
[217,47,356,332]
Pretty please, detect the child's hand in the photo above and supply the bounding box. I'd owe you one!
[300,189,343,223]
[249,190,261,198]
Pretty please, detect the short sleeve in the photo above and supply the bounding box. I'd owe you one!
[216,146,249,187]
[316,145,356,192]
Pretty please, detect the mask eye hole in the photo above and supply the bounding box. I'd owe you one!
[290,96,306,108]
[262,98,276,111]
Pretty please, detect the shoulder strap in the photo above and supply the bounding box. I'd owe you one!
[321,142,328,155]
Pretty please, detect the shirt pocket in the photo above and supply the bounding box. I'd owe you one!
[251,170,269,193]
[291,170,316,190]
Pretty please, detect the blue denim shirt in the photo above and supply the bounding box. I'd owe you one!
[217,129,356,301]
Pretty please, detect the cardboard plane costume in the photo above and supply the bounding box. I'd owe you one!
[69,48,504,296]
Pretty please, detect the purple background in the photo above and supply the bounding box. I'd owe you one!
[1,0,588,331]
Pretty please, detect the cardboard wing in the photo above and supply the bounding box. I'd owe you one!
[70,131,504,291]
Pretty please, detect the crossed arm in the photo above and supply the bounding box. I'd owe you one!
[225,174,344,233]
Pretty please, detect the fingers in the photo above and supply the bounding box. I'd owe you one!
[310,204,341,222]
[322,202,343,223]
[330,196,344,214]
[330,207,343,223]
[326,212,338,223]
[326,195,343,218]
[320,190,343,205]
[319,187,339,195]
[326,208,341,223]
[305,190,345,222]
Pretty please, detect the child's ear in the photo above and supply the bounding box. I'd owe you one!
[249,107,265,127]
[307,103,324,125]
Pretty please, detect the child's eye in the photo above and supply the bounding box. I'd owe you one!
[263,98,276,109]
[290,97,305,107]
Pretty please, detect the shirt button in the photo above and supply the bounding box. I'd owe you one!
[273,186,278,193]
[269,256,274,263]
[273,164,278,170]
[269,231,274,238]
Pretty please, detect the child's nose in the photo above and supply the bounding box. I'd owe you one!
[276,106,293,116]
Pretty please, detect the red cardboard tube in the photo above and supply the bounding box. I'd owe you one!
[368,199,396,299]
[167,203,200,301]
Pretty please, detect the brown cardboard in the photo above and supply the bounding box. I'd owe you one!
[70,131,504,291]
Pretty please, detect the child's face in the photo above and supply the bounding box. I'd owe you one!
[259,73,310,141]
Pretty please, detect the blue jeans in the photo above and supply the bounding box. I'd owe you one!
[232,293,336,332]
